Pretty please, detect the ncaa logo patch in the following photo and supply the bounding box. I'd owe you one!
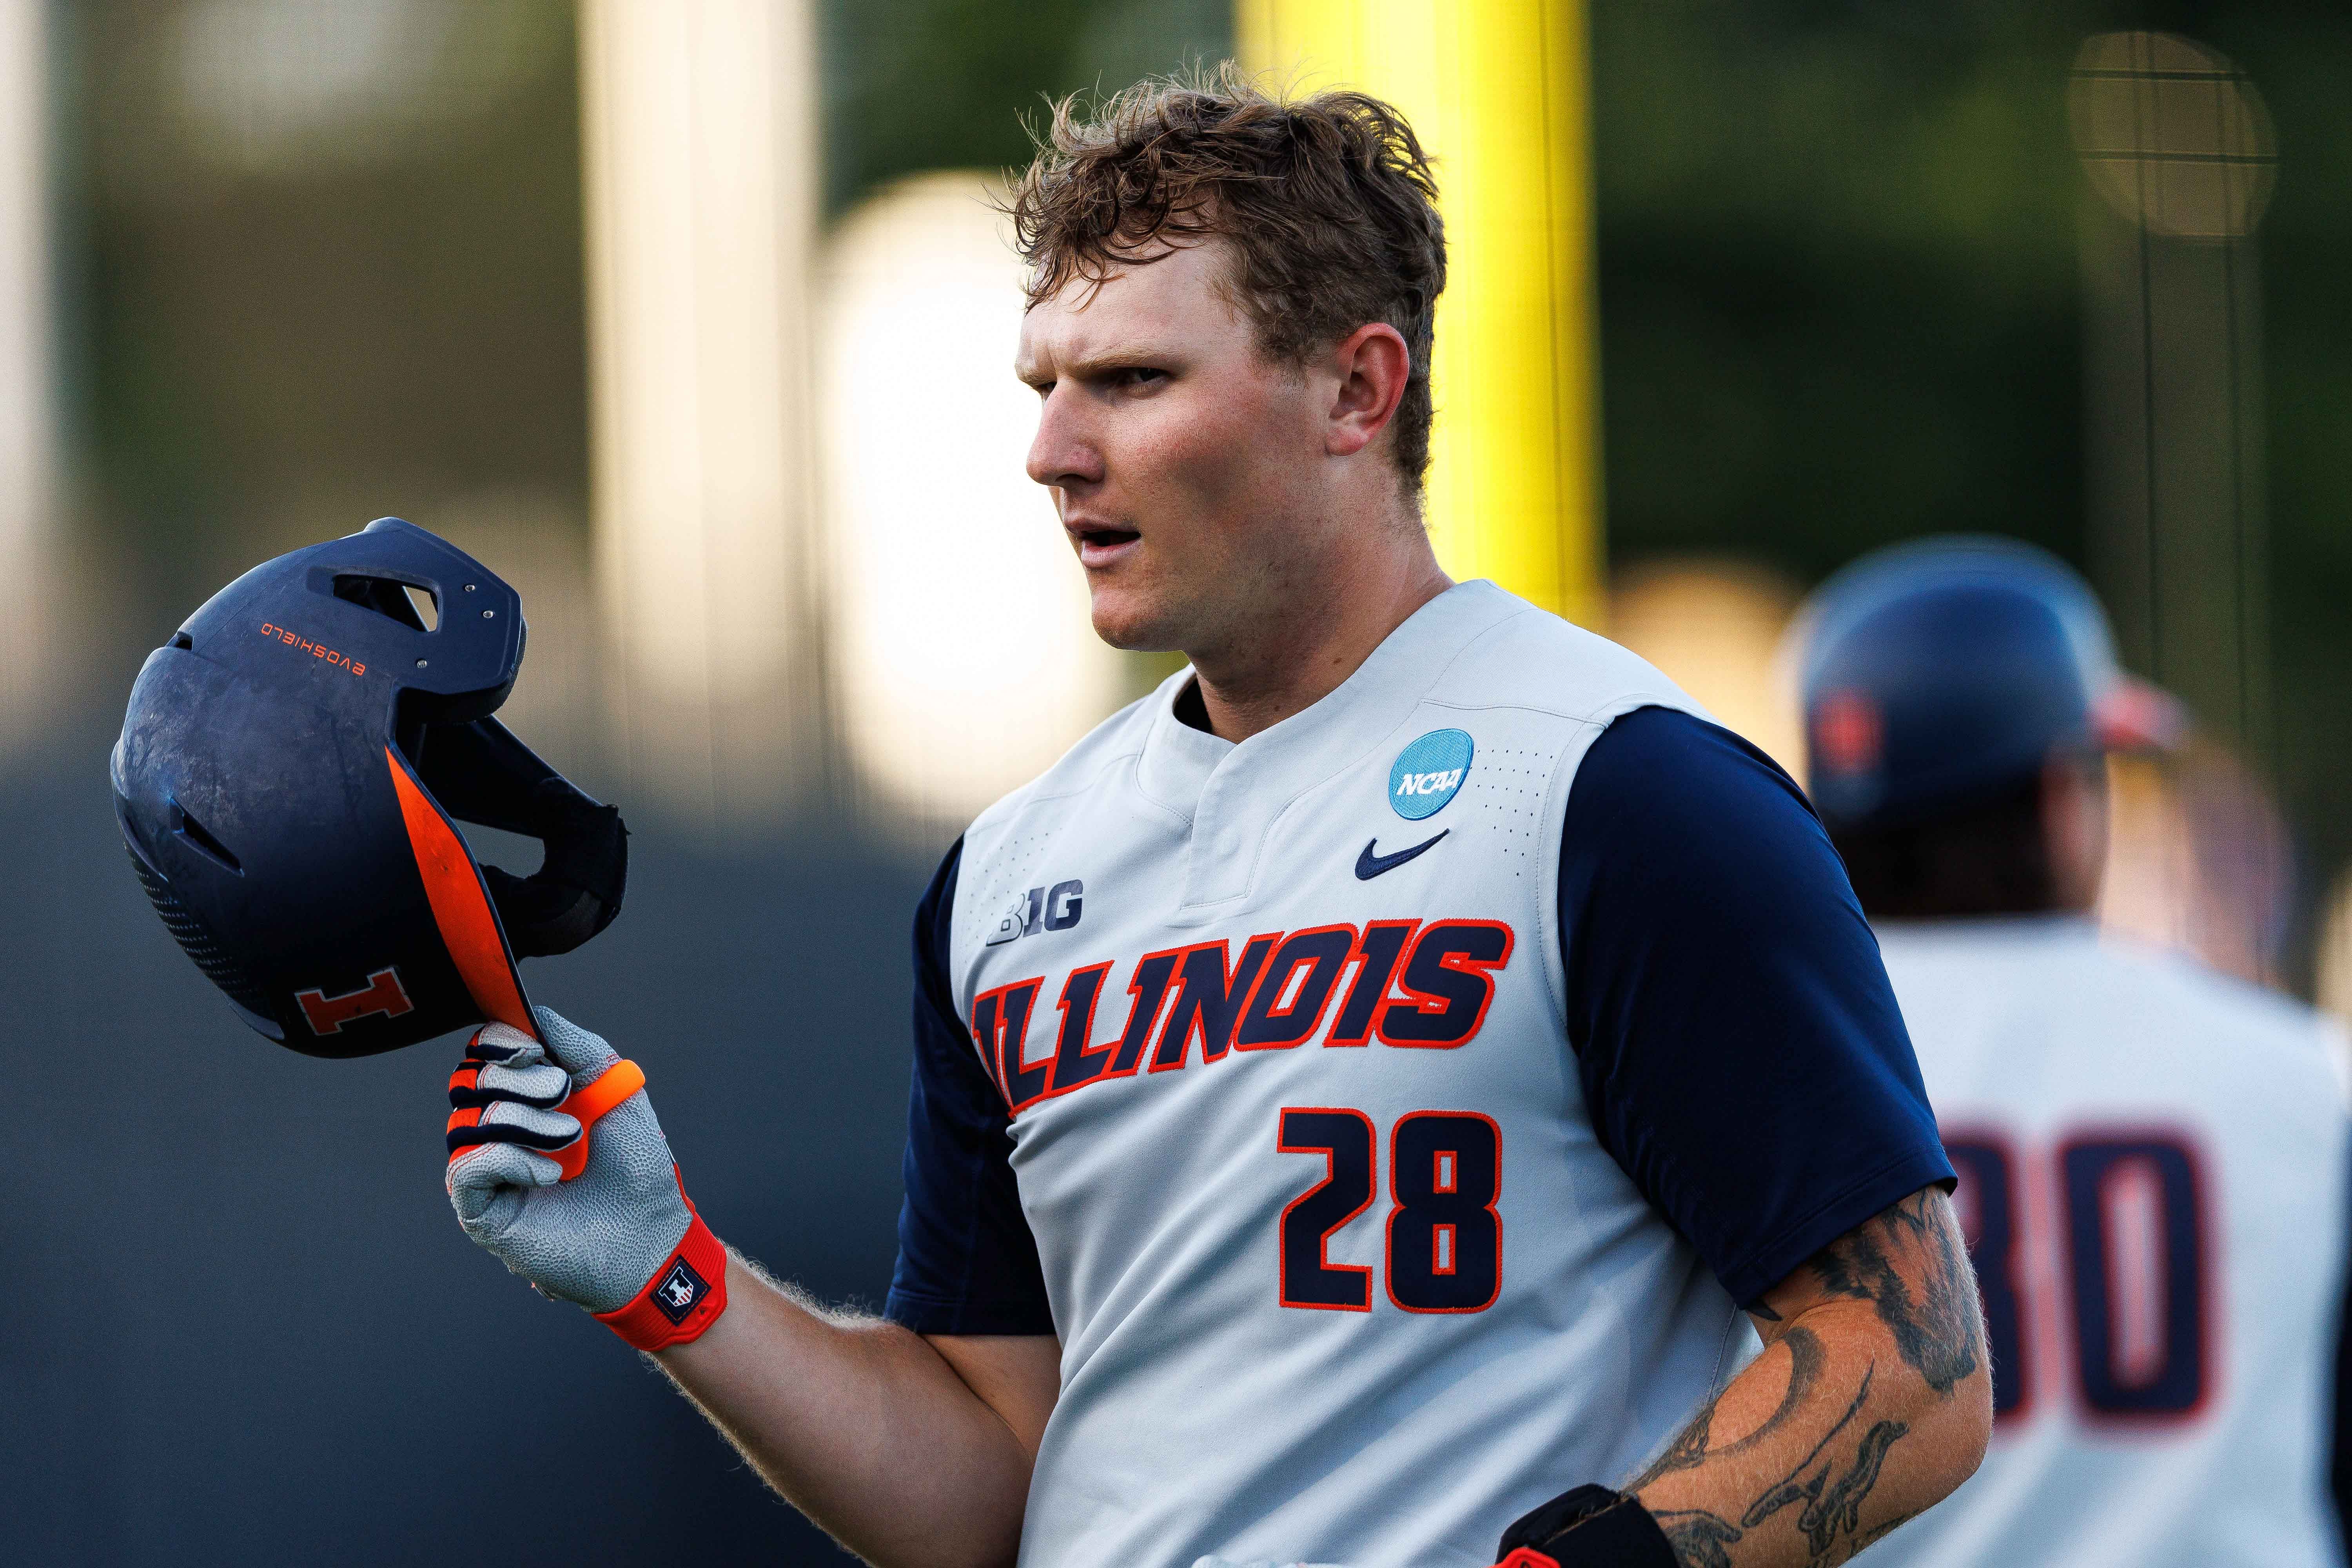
[1388,729,1474,821]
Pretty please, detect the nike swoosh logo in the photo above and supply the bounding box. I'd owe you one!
[1355,830,1448,880]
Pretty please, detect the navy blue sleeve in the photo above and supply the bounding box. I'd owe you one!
[883,838,1056,1336]
[1559,706,1953,1310]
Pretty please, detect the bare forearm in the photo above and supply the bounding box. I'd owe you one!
[1631,1191,1993,1568]
[655,1253,1038,1568]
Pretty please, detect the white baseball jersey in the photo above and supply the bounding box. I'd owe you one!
[1858,917,2350,1568]
[885,582,1955,1568]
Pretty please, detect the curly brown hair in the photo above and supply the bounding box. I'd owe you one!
[1007,64,1448,490]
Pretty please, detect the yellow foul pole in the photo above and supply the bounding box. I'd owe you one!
[1236,0,1603,626]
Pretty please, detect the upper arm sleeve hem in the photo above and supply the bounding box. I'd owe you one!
[1716,1147,1958,1310]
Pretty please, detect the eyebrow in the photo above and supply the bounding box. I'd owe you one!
[1016,345,1185,385]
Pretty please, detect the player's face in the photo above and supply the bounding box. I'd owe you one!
[1017,240,1334,656]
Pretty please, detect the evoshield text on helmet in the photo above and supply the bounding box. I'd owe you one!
[111,517,627,1058]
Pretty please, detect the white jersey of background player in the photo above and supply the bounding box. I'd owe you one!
[1790,538,2351,1568]
[444,75,1993,1568]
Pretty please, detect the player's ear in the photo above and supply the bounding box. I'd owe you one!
[1325,322,1410,459]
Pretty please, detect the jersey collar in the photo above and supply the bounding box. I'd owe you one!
[1133,580,1529,920]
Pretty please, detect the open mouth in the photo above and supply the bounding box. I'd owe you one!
[1076,526,1139,550]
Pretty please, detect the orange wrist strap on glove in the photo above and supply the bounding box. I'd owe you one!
[592,1196,730,1350]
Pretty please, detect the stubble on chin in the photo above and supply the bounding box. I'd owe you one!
[1086,595,1177,653]
[1085,564,1215,655]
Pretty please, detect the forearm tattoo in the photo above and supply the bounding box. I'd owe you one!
[1634,1328,1827,1488]
[1632,1192,1984,1567]
[1802,1190,1981,1394]
[1648,1364,1910,1568]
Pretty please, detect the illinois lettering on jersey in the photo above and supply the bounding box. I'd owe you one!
[886,582,1953,1568]
[1858,920,2351,1568]
[969,915,1512,1116]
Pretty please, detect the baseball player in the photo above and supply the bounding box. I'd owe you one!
[445,73,1989,1568]
[1790,538,2351,1567]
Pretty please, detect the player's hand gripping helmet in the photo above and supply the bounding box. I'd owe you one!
[111,517,627,1057]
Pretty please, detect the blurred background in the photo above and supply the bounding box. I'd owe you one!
[3,0,2349,1561]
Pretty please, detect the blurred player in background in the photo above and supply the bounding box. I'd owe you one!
[443,73,1991,1568]
[1791,538,2350,1568]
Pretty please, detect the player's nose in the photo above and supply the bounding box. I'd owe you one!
[1026,386,1105,491]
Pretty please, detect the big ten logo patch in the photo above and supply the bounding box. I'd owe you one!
[295,967,415,1035]
[985,879,1083,947]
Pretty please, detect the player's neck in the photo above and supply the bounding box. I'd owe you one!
[1184,520,1452,744]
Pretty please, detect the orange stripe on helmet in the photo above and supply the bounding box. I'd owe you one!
[385,745,536,1039]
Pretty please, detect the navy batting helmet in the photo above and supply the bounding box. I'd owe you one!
[1789,536,2181,831]
[111,517,626,1058]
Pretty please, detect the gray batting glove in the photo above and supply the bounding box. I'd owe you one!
[444,1006,728,1348]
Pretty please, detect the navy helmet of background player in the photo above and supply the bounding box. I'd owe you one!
[443,68,1989,1568]
[1789,537,2351,1568]
[1792,534,2181,911]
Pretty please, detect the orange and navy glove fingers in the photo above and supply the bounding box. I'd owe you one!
[446,1033,577,1159]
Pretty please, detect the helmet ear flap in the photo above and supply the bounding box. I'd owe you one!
[412,717,628,959]
[479,788,627,957]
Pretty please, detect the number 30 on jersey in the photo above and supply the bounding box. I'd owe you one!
[1947,1127,2210,1423]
